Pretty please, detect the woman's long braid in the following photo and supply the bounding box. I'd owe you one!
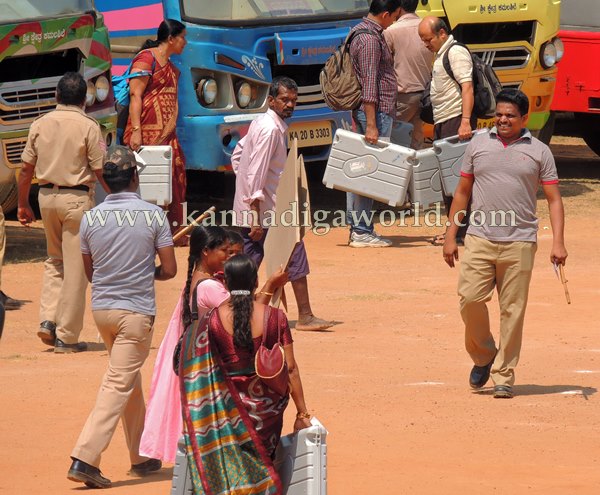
[224,254,259,353]
[232,293,254,352]
[181,254,197,329]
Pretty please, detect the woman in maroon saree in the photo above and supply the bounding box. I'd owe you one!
[124,19,187,233]
[179,254,312,494]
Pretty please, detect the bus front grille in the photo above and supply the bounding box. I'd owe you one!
[2,137,27,166]
[471,47,530,70]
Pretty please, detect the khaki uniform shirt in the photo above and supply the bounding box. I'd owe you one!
[430,35,473,124]
[21,104,104,187]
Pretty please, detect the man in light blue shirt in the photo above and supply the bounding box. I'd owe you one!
[68,146,177,488]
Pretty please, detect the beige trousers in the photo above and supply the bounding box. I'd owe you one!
[458,234,537,387]
[71,310,154,467]
[396,91,425,150]
[38,187,93,343]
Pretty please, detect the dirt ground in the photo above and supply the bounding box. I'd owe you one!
[1,137,599,495]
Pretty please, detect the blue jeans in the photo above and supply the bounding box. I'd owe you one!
[346,110,394,234]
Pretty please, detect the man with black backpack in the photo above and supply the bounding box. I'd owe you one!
[346,0,401,248]
[419,16,476,244]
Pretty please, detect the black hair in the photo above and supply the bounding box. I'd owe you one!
[224,254,258,352]
[56,72,87,106]
[102,164,136,193]
[495,88,529,116]
[399,0,418,12]
[369,0,401,15]
[431,17,450,35]
[141,18,186,50]
[269,76,298,98]
[181,225,228,329]
[226,229,244,246]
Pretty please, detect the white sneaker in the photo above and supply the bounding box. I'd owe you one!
[349,231,392,248]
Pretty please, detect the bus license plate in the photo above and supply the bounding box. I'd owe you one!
[288,121,332,148]
[476,117,495,130]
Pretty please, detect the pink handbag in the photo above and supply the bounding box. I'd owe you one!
[255,307,289,396]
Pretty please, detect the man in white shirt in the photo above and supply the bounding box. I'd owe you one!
[419,16,476,243]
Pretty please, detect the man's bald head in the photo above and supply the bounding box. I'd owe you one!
[418,16,450,53]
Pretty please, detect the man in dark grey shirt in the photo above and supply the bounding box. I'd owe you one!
[68,146,177,488]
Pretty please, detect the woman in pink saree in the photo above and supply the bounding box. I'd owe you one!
[140,226,230,463]
[124,19,187,234]
[179,254,312,494]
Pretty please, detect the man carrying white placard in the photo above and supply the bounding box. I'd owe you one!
[232,76,333,331]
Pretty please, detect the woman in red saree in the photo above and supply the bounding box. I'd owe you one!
[124,19,187,234]
[179,254,312,494]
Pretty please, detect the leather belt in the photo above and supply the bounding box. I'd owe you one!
[39,183,89,192]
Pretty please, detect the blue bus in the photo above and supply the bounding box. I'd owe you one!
[96,0,369,171]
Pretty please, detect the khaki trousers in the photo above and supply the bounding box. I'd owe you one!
[0,206,5,290]
[396,92,425,150]
[38,187,93,343]
[458,234,537,387]
[72,310,154,467]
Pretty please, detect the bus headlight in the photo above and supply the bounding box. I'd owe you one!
[540,42,557,69]
[236,82,252,108]
[197,78,218,105]
[85,81,96,106]
[95,76,110,102]
[553,37,564,63]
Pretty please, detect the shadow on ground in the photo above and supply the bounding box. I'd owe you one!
[5,225,46,264]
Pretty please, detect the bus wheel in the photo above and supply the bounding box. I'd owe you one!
[532,112,556,145]
[577,113,600,157]
[0,182,18,214]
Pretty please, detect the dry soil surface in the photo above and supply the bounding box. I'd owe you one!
[1,138,599,495]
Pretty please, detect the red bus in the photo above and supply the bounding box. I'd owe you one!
[551,0,600,155]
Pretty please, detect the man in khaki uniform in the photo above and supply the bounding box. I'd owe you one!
[18,72,108,353]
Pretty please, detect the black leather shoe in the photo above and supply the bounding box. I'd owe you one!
[54,339,87,354]
[130,458,162,476]
[38,320,56,346]
[67,458,111,488]
[469,357,495,389]
[0,291,22,311]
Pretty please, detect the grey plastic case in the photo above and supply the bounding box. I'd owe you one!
[434,129,488,196]
[171,417,328,495]
[323,129,414,207]
[274,418,328,495]
[95,145,172,205]
[408,147,444,209]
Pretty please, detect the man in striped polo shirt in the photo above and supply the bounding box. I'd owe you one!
[442,89,568,399]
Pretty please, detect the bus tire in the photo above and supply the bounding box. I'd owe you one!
[0,182,18,214]
[532,112,556,145]
[577,113,600,157]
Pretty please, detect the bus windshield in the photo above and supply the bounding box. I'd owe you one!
[181,0,369,25]
[0,0,94,23]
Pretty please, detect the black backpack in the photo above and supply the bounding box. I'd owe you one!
[420,42,502,124]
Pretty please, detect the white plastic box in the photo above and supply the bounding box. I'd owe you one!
[408,147,444,209]
[274,417,328,495]
[434,129,488,196]
[323,129,414,207]
[95,145,172,205]
[171,417,328,495]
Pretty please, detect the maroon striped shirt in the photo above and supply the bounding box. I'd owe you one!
[349,17,397,116]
